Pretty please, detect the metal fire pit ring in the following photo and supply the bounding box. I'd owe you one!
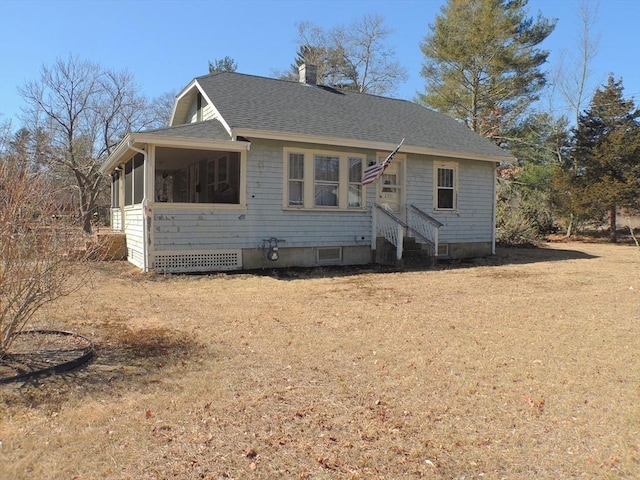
[0,330,95,384]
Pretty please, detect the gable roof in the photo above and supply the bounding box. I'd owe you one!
[189,71,513,162]
[103,70,514,174]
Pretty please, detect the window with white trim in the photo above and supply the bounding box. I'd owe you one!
[348,157,363,208]
[285,149,365,210]
[288,153,304,206]
[314,155,339,207]
[435,163,457,210]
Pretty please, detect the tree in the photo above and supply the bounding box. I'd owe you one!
[569,75,640,242]
[419,0,556,143]
[18,56,155,233]
[278,15,408,96]
[208,56,238,74]
[152,90,178,128]
[555,0,600,127]
[0,128,96,356]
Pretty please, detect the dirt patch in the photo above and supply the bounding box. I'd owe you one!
[1,242,638,479]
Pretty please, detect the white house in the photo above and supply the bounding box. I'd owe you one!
[100,65,514,273]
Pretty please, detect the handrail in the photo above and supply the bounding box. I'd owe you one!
[373,204,405,259]
[406,204,441,257]
[372,203,442,261]
[408,204,444,228]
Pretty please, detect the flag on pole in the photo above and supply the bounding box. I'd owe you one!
[361,138,405,186]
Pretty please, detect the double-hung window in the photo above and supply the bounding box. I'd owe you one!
[285,149,364,210]
[288,153,304,206]
[314,155,340,207]
[435,163,457,210]
[348,157,363,208]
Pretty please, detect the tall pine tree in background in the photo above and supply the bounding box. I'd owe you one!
[569,75,640,242]
[419,0,556,144]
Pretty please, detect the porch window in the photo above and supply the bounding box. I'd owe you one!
[435,163,457,210]
[124,160,132,205]
[154,147,242,205]
[111,171,120,207]
[284,148,364,211]
[133,154,144,204]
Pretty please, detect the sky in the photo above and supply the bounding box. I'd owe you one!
[1,0,639,128]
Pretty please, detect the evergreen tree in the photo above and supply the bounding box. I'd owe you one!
[208,56,238,74]
[570,75,640,242]
[419,0,556,143]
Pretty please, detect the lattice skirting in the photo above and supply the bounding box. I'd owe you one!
[153,250,242,273]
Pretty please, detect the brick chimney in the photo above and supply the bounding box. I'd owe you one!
[298,64,317,85]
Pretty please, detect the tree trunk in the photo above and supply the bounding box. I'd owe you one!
[609,206,617,243]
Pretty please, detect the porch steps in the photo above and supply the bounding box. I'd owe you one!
[401,237,435,267]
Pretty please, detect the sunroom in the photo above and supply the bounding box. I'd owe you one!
[102,129,250,272]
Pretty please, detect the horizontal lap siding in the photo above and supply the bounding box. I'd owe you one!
[152,140,371,252]
[124,206,145,268]
[150,140,495,252]
[110,208,122,231]
[406,157,495,244]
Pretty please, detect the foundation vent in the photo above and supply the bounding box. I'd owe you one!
[317,247,342,263]
[154,250,242,273]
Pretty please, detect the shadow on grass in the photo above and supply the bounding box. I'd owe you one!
[0,325,206,410]
[449,245,600,269]
[238,245,600,280]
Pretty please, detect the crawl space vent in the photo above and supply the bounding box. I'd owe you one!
[154,250,242,273]
[317,247,342,263]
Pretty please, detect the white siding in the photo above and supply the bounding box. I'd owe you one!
[110,207,122,231]
[151,140,372,252]
[406,157,495,244]
[124,206,145,268]
[187,95,215,123]
[147,139,495,257]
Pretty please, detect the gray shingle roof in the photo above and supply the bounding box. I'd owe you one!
[193,72,513,160]
[142,119,230,141]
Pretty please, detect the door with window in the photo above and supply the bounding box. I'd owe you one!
[377,158,404,216]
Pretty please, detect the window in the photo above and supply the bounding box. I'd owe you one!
[288,153,304,206]
[133,154,144,204]
[435,164,457,210]
[111,171,120,207]
[284,148,364,210]
[314,155,339,207]
[154,147,242,205]
[348,157,362,207]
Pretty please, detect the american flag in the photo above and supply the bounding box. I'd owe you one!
[361,138,405,186]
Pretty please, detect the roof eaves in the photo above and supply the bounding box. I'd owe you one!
[232,128,514,163]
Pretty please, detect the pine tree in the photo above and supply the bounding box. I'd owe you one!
[571,75,640,242]
[420,0,556,143]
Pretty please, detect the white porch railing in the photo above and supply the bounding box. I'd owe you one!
[407,204,444,257]
[372,203,443,261]
[372,204,405,260]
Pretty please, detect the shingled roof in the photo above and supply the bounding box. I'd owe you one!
[190,71,513,161]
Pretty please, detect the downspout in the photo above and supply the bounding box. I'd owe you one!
[128,141,150,272]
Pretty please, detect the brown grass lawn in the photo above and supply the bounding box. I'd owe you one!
[1,242,639,479]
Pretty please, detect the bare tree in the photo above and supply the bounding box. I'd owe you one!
[555,0,600,126]
[277,15,408,96]
[0,131,97,356]
[152,90,178,128]
[19,56,155,233]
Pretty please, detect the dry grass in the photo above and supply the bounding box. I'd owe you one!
[1,242,638,479]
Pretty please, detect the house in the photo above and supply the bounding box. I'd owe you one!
[100,65,514,273]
